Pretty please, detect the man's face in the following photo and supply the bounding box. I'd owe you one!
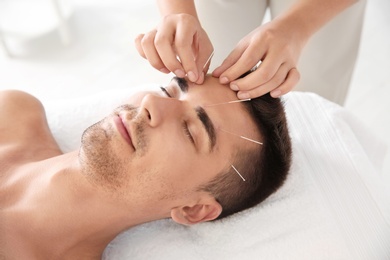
[80,76,260,211]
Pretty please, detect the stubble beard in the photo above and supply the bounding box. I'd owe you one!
[79,118,125,191]
[79,105,144,192]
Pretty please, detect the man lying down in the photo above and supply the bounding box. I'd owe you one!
[0,75,291,259]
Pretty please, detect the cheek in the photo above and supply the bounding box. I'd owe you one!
[122,161,191,202]
[131,151,209,192]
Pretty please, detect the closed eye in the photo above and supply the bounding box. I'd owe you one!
[160,86,172,98]
[182,121,195,145]
[160,86,195,146]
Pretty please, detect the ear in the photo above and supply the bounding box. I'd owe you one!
[171,199,222,225]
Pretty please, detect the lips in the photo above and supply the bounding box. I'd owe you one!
[114,114,134,149]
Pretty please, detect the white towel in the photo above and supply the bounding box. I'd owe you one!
[44,89,390,260]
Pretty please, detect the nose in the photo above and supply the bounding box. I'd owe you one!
[140,94,184,127]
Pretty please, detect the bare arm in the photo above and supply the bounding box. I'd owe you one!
[157,0,198,18]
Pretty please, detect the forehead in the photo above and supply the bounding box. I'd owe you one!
[180,76,239,104]
[172,76,260,153]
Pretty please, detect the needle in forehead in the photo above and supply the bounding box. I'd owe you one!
[204,98,251,107]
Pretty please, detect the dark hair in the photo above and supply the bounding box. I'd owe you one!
[199,90,292,220]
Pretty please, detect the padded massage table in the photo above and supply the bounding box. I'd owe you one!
[43,86,390,260]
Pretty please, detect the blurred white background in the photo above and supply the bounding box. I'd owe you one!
[0,0,389,179]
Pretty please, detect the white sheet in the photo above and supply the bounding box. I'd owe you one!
[44,88,390,260]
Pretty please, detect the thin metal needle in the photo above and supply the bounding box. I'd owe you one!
[220,128,263,145]
[238,135,263,145]
[231,164,245,181]
[203,50,215,70]
[204,98,251,107]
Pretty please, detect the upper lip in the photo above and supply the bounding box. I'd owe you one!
[119,114,135,149]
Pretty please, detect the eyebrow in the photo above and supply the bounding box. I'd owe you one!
[172,77,188,93]
[195,106,217,152]
[171,76,216,151]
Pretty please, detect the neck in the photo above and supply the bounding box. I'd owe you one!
[3,151,151,259]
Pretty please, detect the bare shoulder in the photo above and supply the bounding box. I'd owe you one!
[0,90,61,163]
[0,90,46,122]
[0,89,44,109]
[0,90,46,142]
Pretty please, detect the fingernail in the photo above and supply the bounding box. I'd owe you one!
[199,72,204,83]
[187,71,197,82]
[271,90,282,98]
[159,68,170,74]
[230,84,239,91]
[238,92,250,99]
[220,77,229,84]
[174,69,186,78]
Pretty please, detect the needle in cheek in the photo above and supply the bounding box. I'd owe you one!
[219,128,263,145]
[231,164,245,181]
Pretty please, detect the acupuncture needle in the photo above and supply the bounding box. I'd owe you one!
[175,50,214,78]
[231,164,245,181]
[220,128,263,145]
[204,98,251,107]
[203,50,215,70]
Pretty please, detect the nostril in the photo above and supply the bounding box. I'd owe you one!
[146,109,151,120]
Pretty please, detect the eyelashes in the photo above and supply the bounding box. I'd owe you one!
[160,86,172,98]
[182,121,195,144]
[160,86,195,145]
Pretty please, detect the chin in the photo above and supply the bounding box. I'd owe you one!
[79,118,127,191]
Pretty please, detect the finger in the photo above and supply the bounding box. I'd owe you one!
[174,24,198,82]
[194,48,214,84]
[218,44,266,85]
[154,29,186,77]
[194,71,205,84]
[235,53,284,91]
[270,68,300,98]
[135,34,146,59]
[231,57,286,92]
[140,30,170,73]
[212,45,246,80]
[236,63,290,99]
